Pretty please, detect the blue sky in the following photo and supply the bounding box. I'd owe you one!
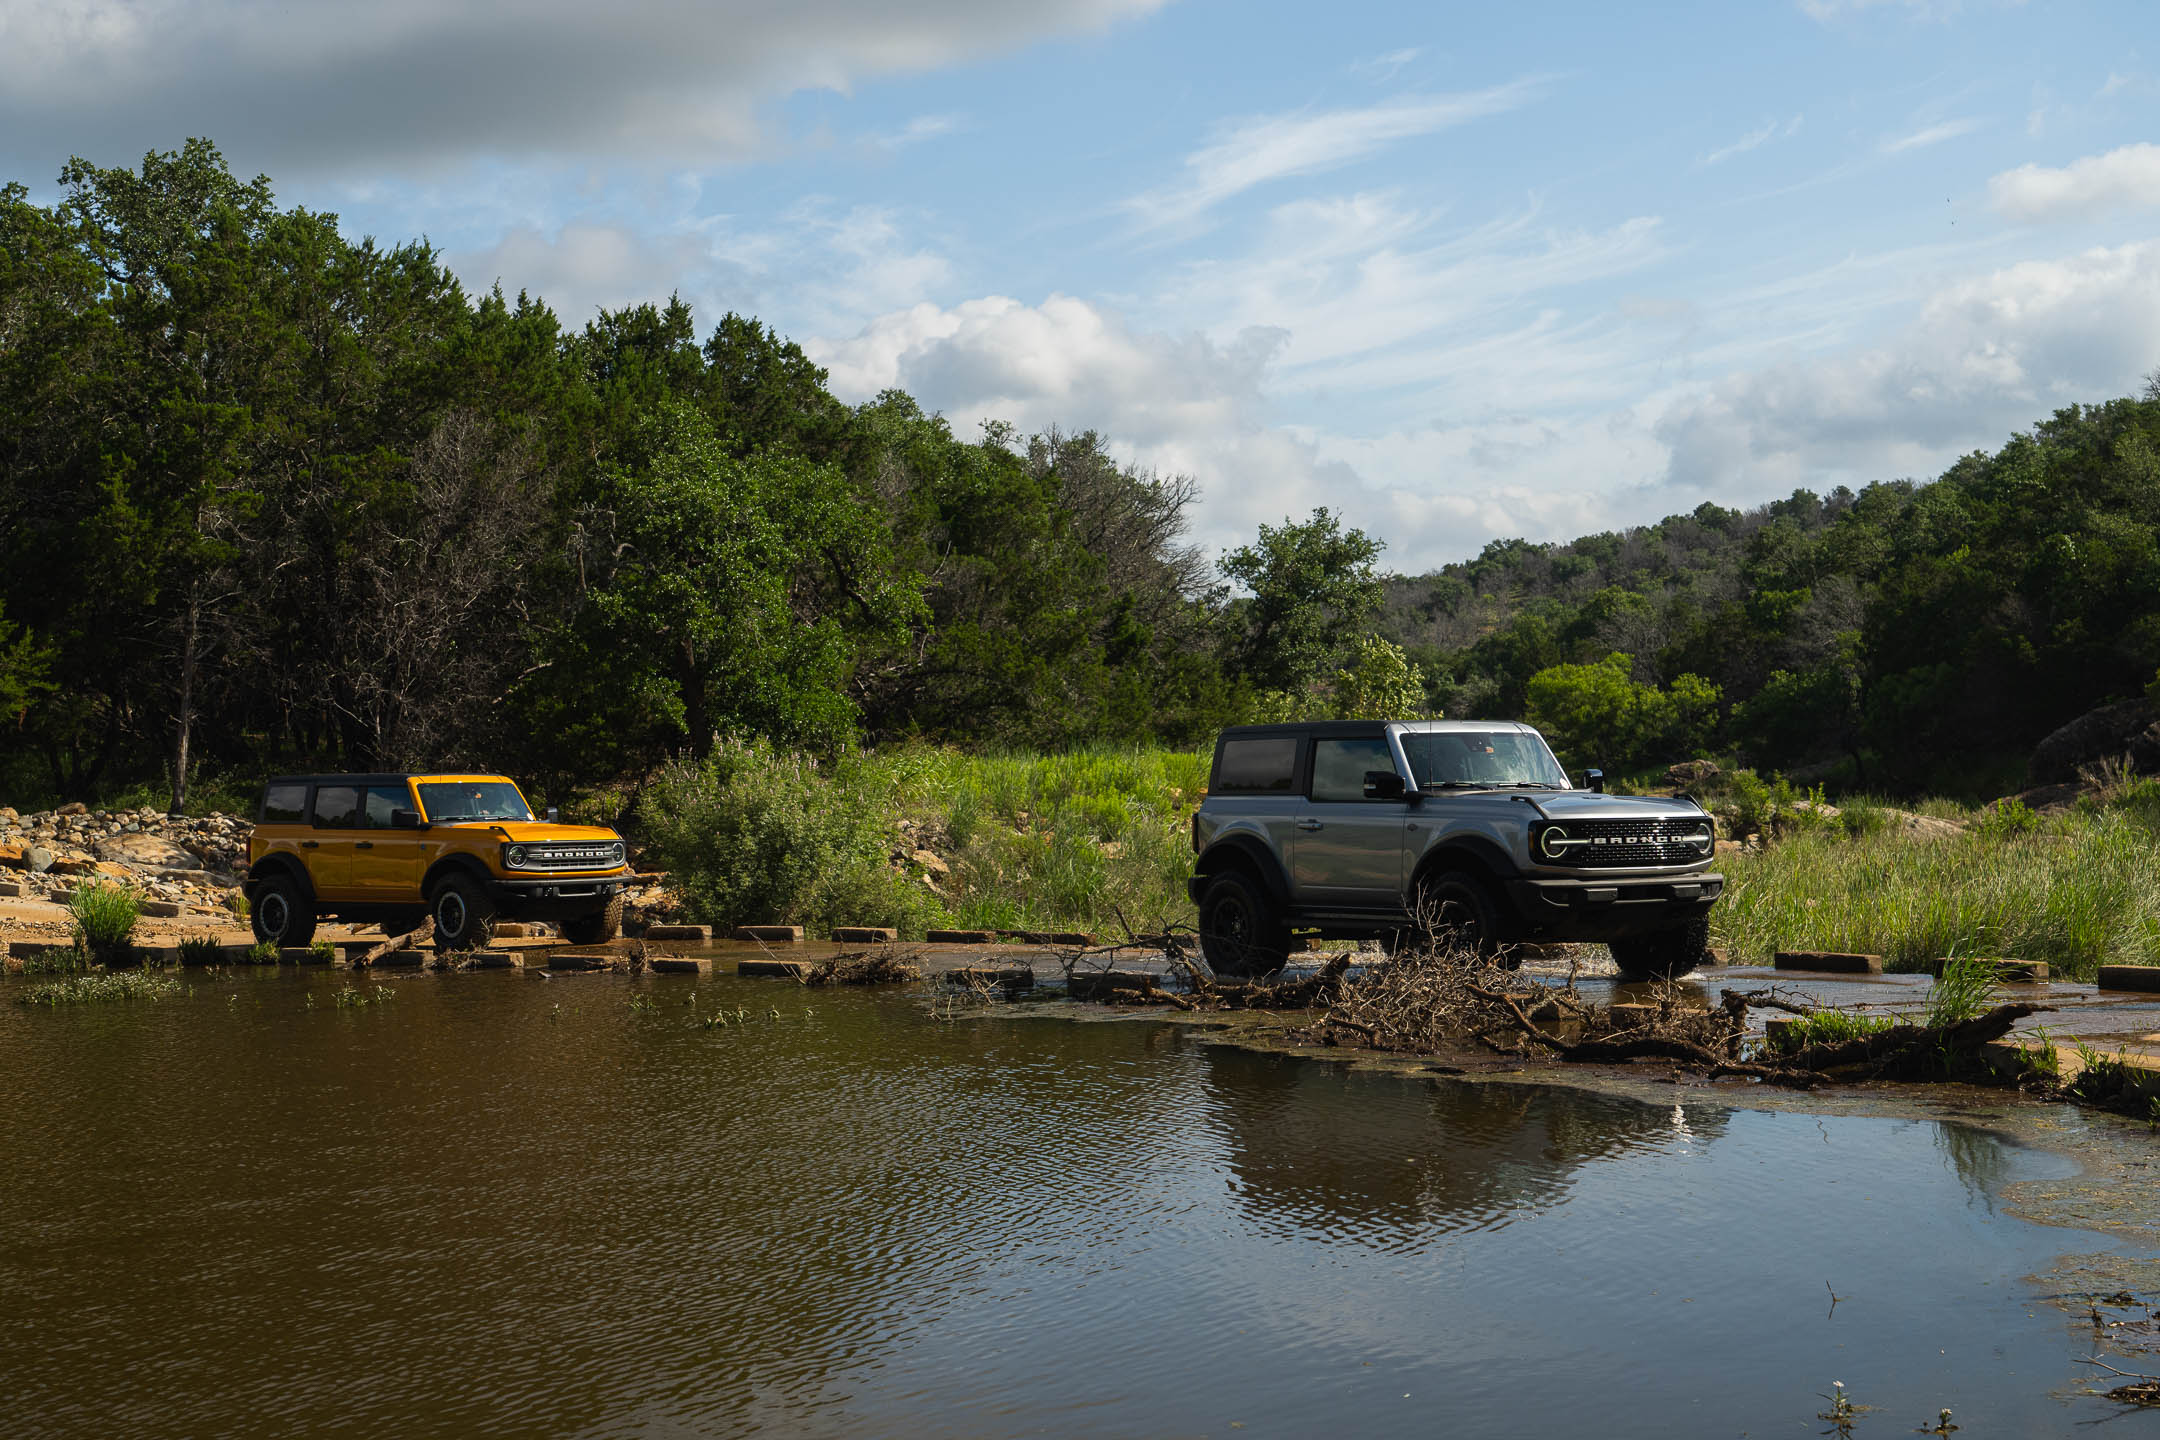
[5,0,2158,571]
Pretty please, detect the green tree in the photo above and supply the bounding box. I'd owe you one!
[1221,508,1384,693]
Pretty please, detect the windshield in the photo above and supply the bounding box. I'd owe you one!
[417,780,533,823]
[1399,731,1569,790]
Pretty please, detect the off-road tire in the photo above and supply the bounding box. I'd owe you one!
[430,872,498,951]
[561,894,624,946]
[1197,870,1292,979]
[250,873,317,948]
[1399,872,1519,968]
[1607,913,1712,980]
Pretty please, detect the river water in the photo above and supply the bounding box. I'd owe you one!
[3,965,2154,1437]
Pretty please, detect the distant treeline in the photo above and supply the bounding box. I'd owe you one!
[3,140,2157,808]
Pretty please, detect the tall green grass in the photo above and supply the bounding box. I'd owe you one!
[639,740,1206,939]
[67,883,142,965]
[1714,797,2160,980]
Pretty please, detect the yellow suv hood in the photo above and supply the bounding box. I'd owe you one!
[444,822,622,843]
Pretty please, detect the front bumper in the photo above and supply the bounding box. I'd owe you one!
[488,875,630,913]
[1505,871,1723,940]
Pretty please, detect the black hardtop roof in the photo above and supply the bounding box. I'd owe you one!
[1215,721,1387,741]
[262,773,510,787]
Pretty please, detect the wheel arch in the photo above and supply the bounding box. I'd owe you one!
[245,853,314,902]
[1194,834,1291,907]
[422,853,494,900]
[1409,838,1519,897]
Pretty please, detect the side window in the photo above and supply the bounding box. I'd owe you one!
[311,785,361,829]
[1310,738,1397,803]
[362,784,410,829]
[261,783,307,824]
[1214,738,1299,793]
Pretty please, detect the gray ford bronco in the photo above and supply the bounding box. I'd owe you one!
[1187,720,1722,979]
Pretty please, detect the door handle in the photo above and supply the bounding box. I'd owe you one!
[355,841,374,850]
[1406,823,1422,831]
[1295,819,1323,831]
[301,840,318,849]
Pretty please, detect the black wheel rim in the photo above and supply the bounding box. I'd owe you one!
[438,891,466,940]
[260,892,289,941]
[1432,897,1482,951]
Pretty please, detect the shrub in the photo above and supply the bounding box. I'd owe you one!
[177,935,226,966]
[67,883,141,963]
[1971,797,2040,838]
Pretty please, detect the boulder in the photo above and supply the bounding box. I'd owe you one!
[27,846,55,873]
[0,841,23,869]
[47,855,99,876]
[2027,699,2155,785]
[93,833,204,871]
[56,801,86,816]
[1665,759,1721,790]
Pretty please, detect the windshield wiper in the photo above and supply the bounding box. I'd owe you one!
[1422,781,1496,791]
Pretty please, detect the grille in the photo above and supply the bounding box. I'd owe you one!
[526,843,622,870]
[1552,818,1711,867]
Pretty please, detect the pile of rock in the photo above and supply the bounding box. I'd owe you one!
[0,803,249,915]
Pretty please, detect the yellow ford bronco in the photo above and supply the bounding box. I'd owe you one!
[244,773,631,949]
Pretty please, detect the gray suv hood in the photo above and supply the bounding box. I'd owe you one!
[1424,789,1704,821]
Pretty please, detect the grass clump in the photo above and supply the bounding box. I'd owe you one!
[19,971,181,1006]
[67,882,141,965]
[1762,1009,1896,1057]
[1925,958,2000,1027]
[177,935,226,967]
[308,940,336,964]
[1714,800,2160,981]
[241,940,280,965]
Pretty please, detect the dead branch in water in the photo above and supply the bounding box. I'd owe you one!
[355,923,431,968]
[798,949,925,986]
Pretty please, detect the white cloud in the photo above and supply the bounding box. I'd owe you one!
[1988,142,2160,222]
[1654,241,2160,497]
[869,114,966,151]
[1880,117,1983,153]
[1702,115,1803,167]
[1123,81,1547,234]
[0,0,1164,173]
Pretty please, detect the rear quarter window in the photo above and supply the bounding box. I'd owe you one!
[260,783,307,824]
[1213,737,1300,793]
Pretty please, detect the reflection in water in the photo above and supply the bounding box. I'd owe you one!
[1201,1046,1728,1242]
[0,972,2128,1439]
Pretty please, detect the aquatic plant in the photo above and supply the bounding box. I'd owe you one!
[1762,1010,1894,1057]
[1925,959,2000,1028]
[243,940,280,965]
[334,984,394,1008]
[18,971,181,1006]
[309,940,336,965]
[177,936,225,967]
[67,882,141,964]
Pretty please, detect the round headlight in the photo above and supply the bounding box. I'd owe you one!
[611,840,626,864]
[506,844,528,868]
[1538,826,1568,860]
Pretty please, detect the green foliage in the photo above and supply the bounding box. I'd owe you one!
[1762,1009,1895,1056]
[308,940,336,964]
[1523,652,1721,771]
[177,936,225,966]
[1972,797,2040,838]
[1925,959,2000,1028]
[1331,635,1431,719]
[67,883,140,954]
[335,984,393,1008]
[1221,508,1384,694]
[19,971,181,1005]
[1712,804,2160,980]
[242,940,280,965]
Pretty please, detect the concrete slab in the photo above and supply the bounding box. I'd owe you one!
[0,882,21,898]
[371,951,425,969]
[927,929,996,945]
[1067,969,1164,999]
[732,924,803,943]
[831,926,897,943]
[649,955,712,974]
[467,950,522,969]
[644,924,711,942]
[947,965,1035,991]
[548,952,626,972]
[1929,956,2050,982]
[139,900,182,918]
[1774,951,1884,975]
[2098,965,2160,993]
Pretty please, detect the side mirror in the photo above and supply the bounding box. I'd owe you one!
[546,806,560,822]
[1583,769,1606,794]
[391,808,427,830]
[1362,770,1407,801]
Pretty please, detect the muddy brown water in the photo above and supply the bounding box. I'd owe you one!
[4,965,2160,1437]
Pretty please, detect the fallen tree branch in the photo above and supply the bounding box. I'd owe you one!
[356,923,431,968]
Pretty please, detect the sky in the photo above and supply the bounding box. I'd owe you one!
[4,0,2158,573]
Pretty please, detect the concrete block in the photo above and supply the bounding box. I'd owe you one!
[2097,965,2160,993]
[282,946,330,965]
[372,950,425,969]
[831,926,897,943]
[0,881,22,898]
[548,952,627,972]
[468,950,522,969]
[926,929,997,945]
[1067,969,1162,999]
[649,955,712,974]
[1773,950,1883,974]
[643,924,711,942]
[1004,930,1095,946]
[737,957,811,979]
[731,924,803,943]
[138,900,182,918]
[492,923,538,938]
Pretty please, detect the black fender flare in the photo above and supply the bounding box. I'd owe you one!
[244,854,314,903]
[1409,837,1521,897]
[1193,834,1293,908]
[421,853,495,902]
